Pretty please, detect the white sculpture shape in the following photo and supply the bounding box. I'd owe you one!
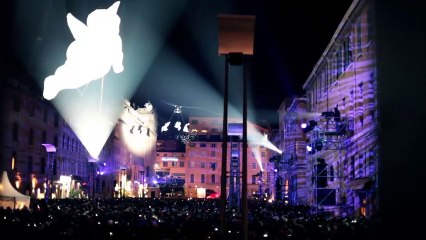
[183,123,190,133]
[174,121,182,131]
[161,122,170,132]
[43,1,123,100]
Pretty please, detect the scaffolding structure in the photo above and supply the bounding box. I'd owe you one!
[306,115,354,214]
[228,137,241,208]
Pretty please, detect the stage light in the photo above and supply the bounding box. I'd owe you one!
[321,111,334,118]
[303,120,317,133]
[301,123,307,129]
[314,140,323,151]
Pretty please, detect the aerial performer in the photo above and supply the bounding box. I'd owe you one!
[43,1,123,100]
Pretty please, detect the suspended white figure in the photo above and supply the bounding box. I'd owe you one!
[43,1,123,100]
[174,121,182,131]
[161,122,171,132]
[183,123,190,133]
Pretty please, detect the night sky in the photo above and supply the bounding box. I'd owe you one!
[1,0,353,128]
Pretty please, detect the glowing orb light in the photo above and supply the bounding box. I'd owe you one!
[43,1,123,100]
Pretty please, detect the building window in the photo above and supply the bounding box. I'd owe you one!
[201,174,205,183]
[171,161,177,167]
[351,156,355,179]
[190,174,194,183]
[252,175,256,184]
[29,102,35,117]
[261,152,265,157]
[12,122,19,142]
[211,151,216,157]
[211,143,216,148]
[251,163,256,169]
[29,128,34,145]
[54,113,59,127]
[54,135,58,147]
[367,7,374,42]
[200,143,206,147]
[43,107,48,122]
[42,131,47,144]
[344,37,352,69]
[210,162,217,170]
[211,174,216,183]
[13,96,20,112]
[200,162,205,168]
[179,161,185,168]
[40,157,46,174]
[163,161,168,167]
[357,19,362,56]
[27,156,33,174]
[53,159,57,175]
[189,161,195,168]
[232,144,238,148]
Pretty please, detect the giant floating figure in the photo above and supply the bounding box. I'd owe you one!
[43,1,123,100]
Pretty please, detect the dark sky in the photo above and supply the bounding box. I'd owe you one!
[2,0,354,128]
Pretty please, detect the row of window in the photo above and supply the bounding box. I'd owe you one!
[309,13,374,110]
[13,95,60,126]
[189,173,216,184]
[189,174,261,185]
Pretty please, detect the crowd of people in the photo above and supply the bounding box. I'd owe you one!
[0,198,377,240]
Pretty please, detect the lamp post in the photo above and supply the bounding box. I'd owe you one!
[218,14,255,240]
[140,170,145,198]
[120,167,126,198]
[41,144,56,202]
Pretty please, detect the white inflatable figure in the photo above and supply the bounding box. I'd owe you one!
[43,1,123,100]
[174,121,182,131]
[183,123,190,133]
[144,101,153,112]
[161,122,170,132]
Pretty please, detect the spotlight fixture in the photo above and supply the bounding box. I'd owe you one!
[321,111,335,118]
[314,140,323,151]
[302,120,317,133]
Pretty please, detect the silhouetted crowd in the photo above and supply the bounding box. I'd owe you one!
[0,198,378,240]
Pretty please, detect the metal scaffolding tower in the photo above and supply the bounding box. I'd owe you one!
[306,115,354,214]
[228,137,241,208]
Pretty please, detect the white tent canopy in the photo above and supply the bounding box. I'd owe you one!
[0,171,30,209]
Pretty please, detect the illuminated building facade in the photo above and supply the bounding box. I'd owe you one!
[94,101,157,198]
[183,116,271,199]
[154,139,186,198]
[0,73,158,199]
[278,98,310,205]
[0,76,91,198]
[300,0,377,216]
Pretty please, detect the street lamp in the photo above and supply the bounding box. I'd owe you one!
[218,14,255,240]
[140,170,145,198]
[41,143,56,202]
[120,167,126,198]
